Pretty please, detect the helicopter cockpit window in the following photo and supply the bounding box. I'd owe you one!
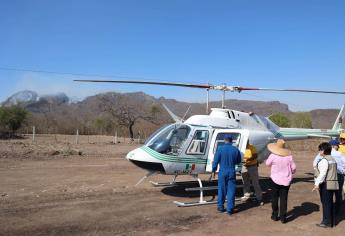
[146,124,191,156]
[213,133,241,154]
[186,130,209,155]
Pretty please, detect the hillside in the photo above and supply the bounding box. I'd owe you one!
[1,90,342,136]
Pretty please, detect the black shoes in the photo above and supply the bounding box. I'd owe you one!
[316,223,332,228]
[217,207,226,213]
[271,215,279,221]
[227,209,234,215]
[280,217,287,224]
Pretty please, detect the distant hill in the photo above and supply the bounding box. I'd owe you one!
[1,90,342,135]
[310,109,340,129]
[2,90,70,113]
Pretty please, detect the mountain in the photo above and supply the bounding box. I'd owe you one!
[310,109,340,129]
[2,90,38,106]
[2,91,70,113]
[1,90,342,135]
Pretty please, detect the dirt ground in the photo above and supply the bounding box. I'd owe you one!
[0,135,344,236]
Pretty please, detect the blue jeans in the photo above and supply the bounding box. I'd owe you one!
[217,172,236,212]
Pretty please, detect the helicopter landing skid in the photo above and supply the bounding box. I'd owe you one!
[173,178,249,207]
[173,177,218,207]
[150,175,178,187]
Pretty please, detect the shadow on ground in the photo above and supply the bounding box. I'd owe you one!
[161,176,319,214]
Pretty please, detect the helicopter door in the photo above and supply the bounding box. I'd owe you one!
[205,129,249,173]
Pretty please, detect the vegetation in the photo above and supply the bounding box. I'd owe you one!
[269,113,290,127]
[290,112,313,128]
[99,94,161,140]
[0,105,28,134]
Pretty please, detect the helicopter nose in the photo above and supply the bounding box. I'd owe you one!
[126,148,165,173]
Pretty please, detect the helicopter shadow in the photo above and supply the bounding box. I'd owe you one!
[161,175,318,214]
[161,178,274,210]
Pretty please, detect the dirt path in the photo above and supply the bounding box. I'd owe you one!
[0,136,344,235]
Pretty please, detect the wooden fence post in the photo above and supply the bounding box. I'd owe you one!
[32,126,35,143]
[75,129,79,144]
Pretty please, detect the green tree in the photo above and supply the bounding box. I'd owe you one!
[150,105,161,119]
[0,105,28,133]
[269,113,290,127]
[291,112,313,128]
[93,116,114,135]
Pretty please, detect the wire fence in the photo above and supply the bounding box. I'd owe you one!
[9,132,145,145]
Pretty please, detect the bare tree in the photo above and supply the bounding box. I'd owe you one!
[99,93,160,141]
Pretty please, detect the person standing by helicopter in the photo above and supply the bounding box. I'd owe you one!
[313,142,339,228]
[339,132,345,156]
[240,140,263,205]
[212,134,242,215]
[266,139,296,224]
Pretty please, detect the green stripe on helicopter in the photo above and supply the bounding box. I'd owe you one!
[141,146,207,164]
[275,130,338,138]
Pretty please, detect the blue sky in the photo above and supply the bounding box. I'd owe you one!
[0,0,344,111]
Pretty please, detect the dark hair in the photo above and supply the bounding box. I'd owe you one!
[318,142,332,155]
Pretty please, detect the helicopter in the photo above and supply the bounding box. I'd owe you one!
[75,79,345,206]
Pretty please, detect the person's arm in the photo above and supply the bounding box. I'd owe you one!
[236,149,242,165]
[265,154,273,167]
[313,154,322,168]
[291,157,297,174]
[339,153,345,174]
[314,159,328,187]
[212,149,221,173]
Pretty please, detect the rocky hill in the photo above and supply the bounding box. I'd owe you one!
[1,90,342,135]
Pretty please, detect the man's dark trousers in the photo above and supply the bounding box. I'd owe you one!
[319,182,336,226]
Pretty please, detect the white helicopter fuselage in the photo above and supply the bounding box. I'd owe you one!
[126,107,344,176]
[127,108,279,175]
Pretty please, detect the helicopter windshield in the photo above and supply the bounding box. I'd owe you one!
[146,124,191,156]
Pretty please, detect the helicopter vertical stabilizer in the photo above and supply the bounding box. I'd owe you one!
[332,104,345,131]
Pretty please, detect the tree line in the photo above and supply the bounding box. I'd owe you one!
[0,103,314,140]
[269,112,313,128]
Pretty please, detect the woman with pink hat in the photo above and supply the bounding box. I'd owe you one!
[266,139,296,223]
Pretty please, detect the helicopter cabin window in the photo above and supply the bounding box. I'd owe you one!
[146,124,191,156]
[186,130,209,155]
[213,133,241,154]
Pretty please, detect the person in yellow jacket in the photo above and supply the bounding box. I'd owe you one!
[240,140,263,205]
[339,133,345,156]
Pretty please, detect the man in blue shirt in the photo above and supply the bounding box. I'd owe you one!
[212,134,242,215]
[313,139,345,215]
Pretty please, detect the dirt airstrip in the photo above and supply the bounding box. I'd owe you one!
[0,135,344,236]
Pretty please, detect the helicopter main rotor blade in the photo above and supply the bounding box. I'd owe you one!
[74,79,212,89]
[233,87,345,95]
[74,79,345,95]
